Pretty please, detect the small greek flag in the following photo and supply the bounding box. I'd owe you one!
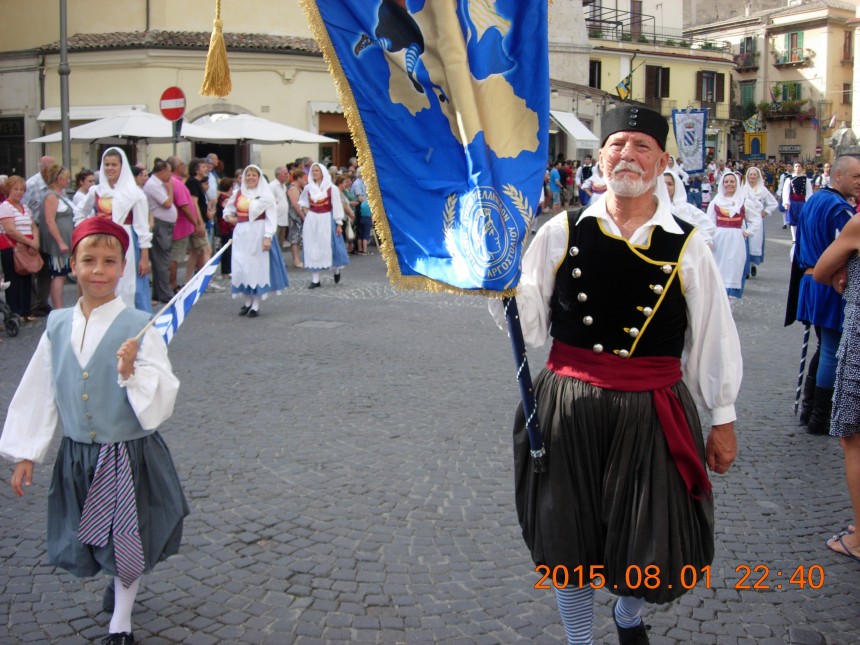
[153,240,231,345]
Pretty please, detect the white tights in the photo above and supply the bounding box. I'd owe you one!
[109,576,139,634]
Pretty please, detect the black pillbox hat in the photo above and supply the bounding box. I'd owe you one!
[600,105,669,150]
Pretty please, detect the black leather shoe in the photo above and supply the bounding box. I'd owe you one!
[613,600,650,644]
[248,309,259,318]
[334,272,341,284]
[101,632,135,645]
[308,282,321,289]
[102,581,114,613]
[239,305,250,316]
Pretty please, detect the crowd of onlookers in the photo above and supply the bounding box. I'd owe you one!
[0,152,375,331]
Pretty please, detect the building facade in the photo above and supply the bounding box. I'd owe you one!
[0,0,348,176]
[685,0,856,164]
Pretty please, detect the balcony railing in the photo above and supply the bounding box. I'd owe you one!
[697,101,730,120]
[642,97,677,117]
[734,51,759,71]
[773,49,813,67]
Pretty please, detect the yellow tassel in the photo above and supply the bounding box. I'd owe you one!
[200,0,232,97]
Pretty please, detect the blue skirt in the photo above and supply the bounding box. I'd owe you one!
[231,243,289,297]
[331,220,350,269]
[132,229,152,313]
[47,434,189,579]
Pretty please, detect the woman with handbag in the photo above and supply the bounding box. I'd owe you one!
[40,165,76,310]
[335,174,357,255]
[0,176,41,321]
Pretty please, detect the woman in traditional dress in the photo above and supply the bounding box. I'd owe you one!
[707,172,761,300]
[663,172,715,249]
[39,165,76,309]
[742,166,779,277]
[221,165,288,317]
[298,163,348,288]
[74,147,152,312]
[580,163,607,207]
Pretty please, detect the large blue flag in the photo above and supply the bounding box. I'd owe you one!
[302,0,549,295]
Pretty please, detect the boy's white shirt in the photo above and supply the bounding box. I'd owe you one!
[0,297,179,464]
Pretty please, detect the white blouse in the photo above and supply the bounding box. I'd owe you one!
[0,297,179,464]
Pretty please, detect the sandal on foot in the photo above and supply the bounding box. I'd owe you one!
[825,531,860,563]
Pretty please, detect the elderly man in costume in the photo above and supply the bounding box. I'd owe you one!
[491,106,741,645]
[789,155,860,434]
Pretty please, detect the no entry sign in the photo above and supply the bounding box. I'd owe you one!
[160,86,186,122]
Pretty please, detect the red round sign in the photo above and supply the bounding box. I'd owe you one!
[160,86,186,122]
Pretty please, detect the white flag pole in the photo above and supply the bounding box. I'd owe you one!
[133,239,233,342]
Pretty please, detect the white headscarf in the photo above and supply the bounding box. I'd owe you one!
[305,162,333,202]
[662,171,687,207]
[711,171,744,217]
[95,147,139,223]
[743,166,767,197]
[239,164,276,220]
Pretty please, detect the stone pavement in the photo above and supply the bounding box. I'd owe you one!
[0,214,858,644]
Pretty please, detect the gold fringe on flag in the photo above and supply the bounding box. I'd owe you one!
[200,0,232,97]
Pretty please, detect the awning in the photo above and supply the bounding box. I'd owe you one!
[37,105,147,122]
[309,101,343,114]
[550,110,600,148]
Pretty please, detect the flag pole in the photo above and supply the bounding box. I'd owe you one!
[503,296,547,473]
[133,239,233,342]
[794,323,811,415]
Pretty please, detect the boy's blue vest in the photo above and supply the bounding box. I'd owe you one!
[47,307,155,444]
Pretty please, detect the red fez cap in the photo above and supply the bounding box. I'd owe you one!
[71,218,130,255]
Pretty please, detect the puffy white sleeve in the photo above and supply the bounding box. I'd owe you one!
[132,191,152,249]
[330,186,346,224]
[0,334,60,463]
[118,327,180,431]
[742,197,762,238]
[680,234,742,425]
[298,186,310,210]
[488,213,569,347]
[222,190,238,218]
[74,185,97,226]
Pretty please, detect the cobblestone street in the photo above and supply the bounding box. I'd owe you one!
[1,214,858,644]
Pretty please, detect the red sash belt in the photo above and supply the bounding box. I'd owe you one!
[789,193,805,202]
[96,211,132,225]
[547,340,712,499]
[716,215,743,229]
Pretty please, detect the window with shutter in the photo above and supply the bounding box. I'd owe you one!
[660,68,670,98]
[716,73,725,103]
[696,71,704,101]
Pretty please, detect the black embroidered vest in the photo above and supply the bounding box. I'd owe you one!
[549,214,694,358]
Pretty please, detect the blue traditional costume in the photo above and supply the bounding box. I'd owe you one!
[222,165,289,313]
[792,186,855,433]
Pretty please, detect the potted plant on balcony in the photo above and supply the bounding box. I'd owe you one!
[757,101,772,117]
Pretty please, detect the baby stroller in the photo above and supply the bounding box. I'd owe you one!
[0,287,20,337]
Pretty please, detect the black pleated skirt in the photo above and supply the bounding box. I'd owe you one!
[46,433,189,579]
[514,368,714,604]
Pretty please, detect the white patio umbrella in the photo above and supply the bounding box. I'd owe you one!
[29,109,177,144]
[183,113,336,144]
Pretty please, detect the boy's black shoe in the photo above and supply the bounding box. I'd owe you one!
[101,632,134,644]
